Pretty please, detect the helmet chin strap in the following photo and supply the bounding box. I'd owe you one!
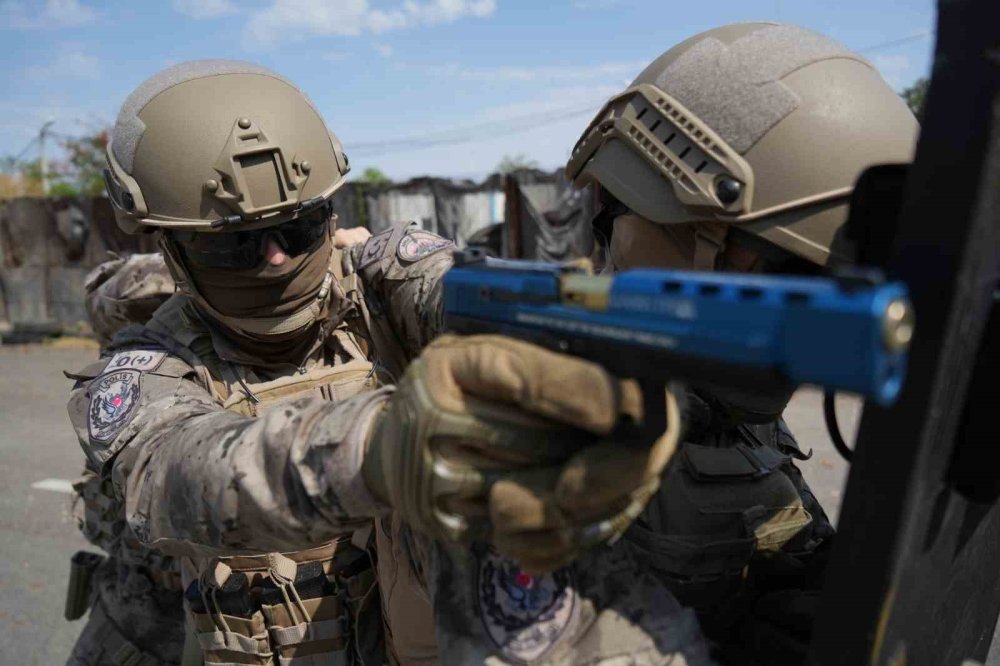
[157,234,334,338]
[692,222,729,271]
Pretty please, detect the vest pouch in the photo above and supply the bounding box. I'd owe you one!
[74,472,122,556]
[338,549,384,666]
[625,521,754,610]
[213,540,376,666]
[681,441,789,482]
[221,360,375,417]
[259,561,350,666]
[627,438,812,609]
[185,572,273,666]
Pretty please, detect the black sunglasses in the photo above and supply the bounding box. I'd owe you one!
[171,213,329,270]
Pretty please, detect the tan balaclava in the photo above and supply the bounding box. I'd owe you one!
[172,225,337,365]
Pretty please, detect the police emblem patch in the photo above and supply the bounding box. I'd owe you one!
[397,230,454,263]
[88,369,142,443]
[476,545,577,663]
[357,228,394,271]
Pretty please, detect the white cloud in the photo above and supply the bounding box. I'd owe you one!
[244,0,496,46]
[374,42,394,58]
[872,54,914,90]
[430,60,644,83]
[172,0,237,19]
[0,0,96,28]
[401,0,496,24]
[24,43,101,81]
[367,7,408,33]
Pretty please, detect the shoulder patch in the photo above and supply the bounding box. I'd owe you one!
[476,545,577,663]
[105,350,167,373]
[88,369,142,443]
[357,228,395,271]
[64,358,117,383]
[397,230,454,263]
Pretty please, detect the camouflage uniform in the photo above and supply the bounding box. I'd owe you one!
[65,223,451,665]
[67,471,187,666]
[68,253,183,666]
[84,253,176,348]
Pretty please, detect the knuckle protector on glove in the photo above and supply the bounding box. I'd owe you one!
[370,353,589,542]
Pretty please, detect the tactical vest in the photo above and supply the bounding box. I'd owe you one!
[623,408,833,616]
[144,291,384,666]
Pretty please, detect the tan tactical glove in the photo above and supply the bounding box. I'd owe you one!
[362,334,680,573]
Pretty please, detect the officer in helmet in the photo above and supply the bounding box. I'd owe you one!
[566,21,918,665]
[66,60,706,665]
[66,60,434,666]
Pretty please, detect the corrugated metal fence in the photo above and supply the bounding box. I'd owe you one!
[0,171,592,336]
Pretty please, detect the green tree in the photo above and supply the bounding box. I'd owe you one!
[50,181,80,197]
[496,153,540,174]
[59,129,109,195]
[901,77,929,122]
[357,166,391,185]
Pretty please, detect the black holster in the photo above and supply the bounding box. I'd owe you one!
[65,550,105,621]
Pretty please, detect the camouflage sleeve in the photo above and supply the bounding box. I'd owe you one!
[67,345,392,559]
[84,253,175,348]
[349,222,454,368]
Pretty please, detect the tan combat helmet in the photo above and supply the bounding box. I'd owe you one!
[102,60,350,338]
[567,22,919,267]
[103,59,350,234]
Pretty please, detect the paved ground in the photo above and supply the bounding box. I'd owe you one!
[0,345,991,664]
[0,345,97,665]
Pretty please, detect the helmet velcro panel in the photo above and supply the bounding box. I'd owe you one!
[655,24,870,154]
[113,60,315,173]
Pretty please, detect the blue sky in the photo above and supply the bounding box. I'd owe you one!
[1,0,935,181]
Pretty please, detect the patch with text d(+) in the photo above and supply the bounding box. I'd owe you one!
[104,350,166,373]
[357,228,394,271]
[397,230,454,263]
[476,545,577,663]
[88,369,142,444]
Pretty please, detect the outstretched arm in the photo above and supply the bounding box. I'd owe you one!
[67,348,391,560]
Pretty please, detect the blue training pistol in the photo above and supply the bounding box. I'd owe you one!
[442,251,914,408]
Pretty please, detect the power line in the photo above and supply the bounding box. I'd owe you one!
[346,103,601,151]
[48,130,81,141]
[857,30,933,54]
[346,104,601,158]
[4,129,78,167]
[11,136,39,163]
